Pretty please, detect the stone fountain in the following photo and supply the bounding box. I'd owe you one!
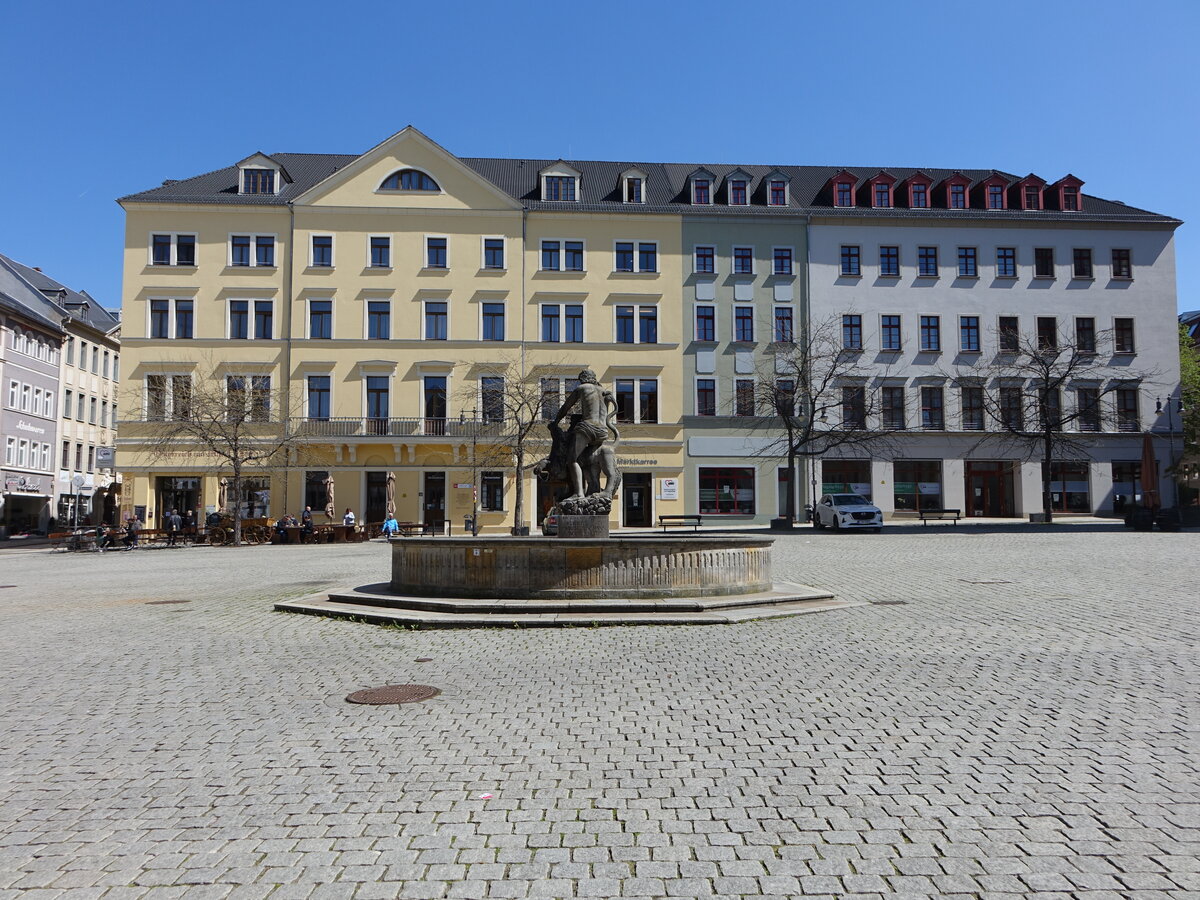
[277,370,848,627]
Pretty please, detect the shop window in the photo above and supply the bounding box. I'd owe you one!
[821,459,872,500]
[698,467,756,515]
[1049,461,1090,513]
[893,460,943,512]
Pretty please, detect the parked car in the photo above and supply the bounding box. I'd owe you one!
[813,494,883,532]
[541,512,559,536]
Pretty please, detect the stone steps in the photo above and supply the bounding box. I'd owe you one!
[275,582,856,628]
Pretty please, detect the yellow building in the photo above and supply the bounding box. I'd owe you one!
[117,127,685,532]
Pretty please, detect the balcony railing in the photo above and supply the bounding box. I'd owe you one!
[286,417,505,438]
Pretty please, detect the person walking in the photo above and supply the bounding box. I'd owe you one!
[167,509,183,546]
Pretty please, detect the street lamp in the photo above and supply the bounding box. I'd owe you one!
[1156,396,1185,508]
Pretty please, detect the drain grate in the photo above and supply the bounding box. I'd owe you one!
[346,684,441,705]
[146,599,191,605]
[870,600,908,606]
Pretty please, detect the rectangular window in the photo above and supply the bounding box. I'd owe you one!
[309,300,332,339]
[917,246,938,277]
[873,183,891,207]
[426,237,447,269]
[698,467,755,515]
[881,314,901,351]
[367,301,391,340]
[729,180,748,205]
[66,338,73,366]
[961,386,984,431]
[564,305,583,342]
[639,379,658,423]
[152,234,172,266]
[911,183,928,208]
[255,235,274,267]
[840,245,861,276]
[481,472,504,512]
[639,306,657,344]
[1034,247,1055,278]
[541,240,560,271]
[307,375,330,420]
[1024,186,1041,210]
[91,346,98,374]
[638,242,657,273]
[1111,248,1132,278]
[774,379,795,416]
[893,459,943,512]
[842,387,866,428]
[615,379,635,423]
[615,242,634,272]
[769,181,787,206]
[836,182,853,206]
[540,378,561,420]
[1000,387,1024,429]
[882,386,906,429]
[1075,317,1096,352]
[996,247,1016,277]
[1039,387,1062,430]
[89,398,97,425]
[564,241,584,271]
[957,246,977,277]
[879,246,899,276]
[424,301,447,340]
[696,379,716,416]
[960,316,980,352]
[150,299,170,338]
[694,245,714,274]
[243,169,274,194]
[921,387,945,429]
[103,351,110,379]
[172,233,194,266]
[1073,248,1093,278]
[174,299,193,339]
[1117,388,1139,432]
[1037,316,1057,351]
[1114,317,1135,353]
[616,306,634,343]
[541,304,560,343]
[625,177,642,203]
[735,379,756,417]
[773,307,794,343]
[76,392,84,420]
[920,316,941,351]
[367,376,390,428]
[481,303,505,341]
[773,247,793,275]
[483,238,505,270]
[950,183,967,209]
[987,185,1005,209]
[311,235,332,268]
[249,376,270,422]
[733,247,753,275]
[1062,186,1080,211]
[370,236,391,268]
[693,179,710,205]
[999,316,1020,352]
[695,305,716,342]
[229,301,248,340]
[254,301,273,340]
[734,306,754,342]
[61,440,70,470]
[544,176,576,201]
[1078,388,1101,432]
[842,314,862,350]
[74,443,82,471]
[100,401,107,428]
[481,376,504,423]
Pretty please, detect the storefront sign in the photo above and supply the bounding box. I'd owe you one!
[918,482,941,494]
[659,477,678,500]
[3,472,44,493]
[16,420,46,435]
[618,458,658,466]
[96,447,115,467]
[454,483,473,489]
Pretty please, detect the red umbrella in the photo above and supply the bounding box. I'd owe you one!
[1139,432,1160,510]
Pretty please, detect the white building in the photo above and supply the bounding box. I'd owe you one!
[806,168,1181,518]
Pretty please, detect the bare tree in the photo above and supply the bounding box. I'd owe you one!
[943,324,1158,523]
[132,365,308,544]
[747,314,898,525]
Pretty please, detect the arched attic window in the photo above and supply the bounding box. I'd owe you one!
[380,169,441,191]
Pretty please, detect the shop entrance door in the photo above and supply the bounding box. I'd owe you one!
[423,472,446,531]
[622,473,652,527]
[366,472,388,524]
[964,461,1015,517]
[157,476,199,528]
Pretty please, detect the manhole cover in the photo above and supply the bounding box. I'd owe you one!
[146,600,191,605]
[346,684,441,705]
[870,600,908,606]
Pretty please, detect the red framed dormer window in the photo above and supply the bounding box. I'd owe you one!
[905,173,933,208]
[978,174,1009,210]
[1051,175,1084,211]
[942,174,971,209]
[1014,175,1046,211]
[867,172,897,208]
[829,170,857,207]
[768,179,787,206]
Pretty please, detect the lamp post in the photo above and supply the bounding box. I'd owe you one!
[1156,396,1185,508]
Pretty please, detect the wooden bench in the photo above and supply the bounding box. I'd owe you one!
[659,514,702,532]
[918,508,961,526]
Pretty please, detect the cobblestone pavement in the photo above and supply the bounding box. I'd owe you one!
[0,524,1196,899]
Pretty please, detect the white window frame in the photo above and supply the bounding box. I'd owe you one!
[690,175,713,205]
[613,240,658,274]
[375,166,443,195]
[623,175,645,204]
[421,297,451,341]
[726,176,750,206]
[693,245,717,275]
[146,297,192,340]
[364,297,393,341]
[227,233,278,268]
[732,245,756,277]
[733,377,758,416]
[7,380,17,409]
[1113,315,1137,354]
[614,304,659,344]
[479,299,507,342]
[17,439,28,468]
[731,305,756,343]
[306,296,336,340]
[367,234,392,269]
[304,371,336,420]
[424,234,450,270]
[771,246,794,276]
[226,297,270,340]
[694,376,719,416]
[694,303,718,342]
[540,172,579,202]
[147,232,198,267]
[143,371,193,420]
[773,304,796,343]
[480,235,507,271]
[4,437,13,466]
[308,233,335,269]
[613,376,660,424]
[766,177,790,207]
[20,384,31,412]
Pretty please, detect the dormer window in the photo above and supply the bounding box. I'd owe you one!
[768,179,788,206]
[1062,186,1079,210]
[1024,186,1040,209]
[1051,175,1084,211]
[910,183,927,208]
[1014,175,1046,211]
[836,182,853,206]
[380,168,440,191]
[242,169,274,194]
[625,177,643,203]
[867,173,896,209]
[693,179,711,205]
[950,184,966,208]
[729,179,748,205]
[988,185,1004,208]
[545,176,576,201]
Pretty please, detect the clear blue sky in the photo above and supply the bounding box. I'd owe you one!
[2,0,1196,313]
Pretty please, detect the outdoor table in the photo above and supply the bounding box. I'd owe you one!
[332,524,353,543]
[285,526,302,544]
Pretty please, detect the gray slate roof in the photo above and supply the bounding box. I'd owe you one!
[119,151,1179,225]
[0,255,119,336]
[0,256,67,334]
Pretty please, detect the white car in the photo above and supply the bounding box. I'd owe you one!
[813,493,883,532]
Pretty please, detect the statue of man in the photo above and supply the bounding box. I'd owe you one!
[551,369,614,501]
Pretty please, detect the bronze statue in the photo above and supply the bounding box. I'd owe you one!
[535,370,622,515]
